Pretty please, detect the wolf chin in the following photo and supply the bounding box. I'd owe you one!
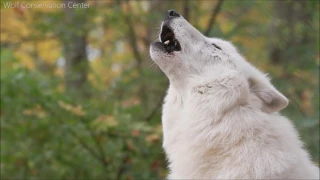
[149,10,319,179]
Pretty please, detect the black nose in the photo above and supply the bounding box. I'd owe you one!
[166,9,180,19]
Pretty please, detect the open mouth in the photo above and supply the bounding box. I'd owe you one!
[160,25,181,53]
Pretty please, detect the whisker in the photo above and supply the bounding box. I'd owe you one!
[148,62,156,69]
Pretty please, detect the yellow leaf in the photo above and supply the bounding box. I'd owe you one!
[93,115,118,127]
[23,105,46,118]
[126,139,136,151]
[145,134,160,144]
[58,101,86,116]
[91,115,118,133]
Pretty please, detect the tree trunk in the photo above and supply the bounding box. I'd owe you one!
[63,0,89,94]
[268,1,313,66]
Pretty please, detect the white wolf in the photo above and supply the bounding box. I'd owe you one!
[149,10,319,179]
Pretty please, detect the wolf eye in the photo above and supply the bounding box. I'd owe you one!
[212,43,222,50]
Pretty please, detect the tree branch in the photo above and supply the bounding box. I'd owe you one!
[80,117,109,167]
[121,3,143,67]
[145,88,167,122]
[204,0,224,36]
[115,153,128,180]
[183,0,190,21]
[35,98,109,168]
[68,128,107,166]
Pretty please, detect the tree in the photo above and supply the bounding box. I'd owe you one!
[62,0,89,94]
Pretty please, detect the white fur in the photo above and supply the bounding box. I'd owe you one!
[150,15,319,179]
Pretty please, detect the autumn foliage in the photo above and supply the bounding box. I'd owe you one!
[1,0,319,179]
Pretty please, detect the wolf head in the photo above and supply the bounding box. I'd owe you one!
[150,10,288,113]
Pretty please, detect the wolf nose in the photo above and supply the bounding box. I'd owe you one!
[166,10,180,19]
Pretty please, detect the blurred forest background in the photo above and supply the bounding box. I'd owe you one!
[1,0,319,179]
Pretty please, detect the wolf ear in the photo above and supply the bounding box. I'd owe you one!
[249,78,288,113]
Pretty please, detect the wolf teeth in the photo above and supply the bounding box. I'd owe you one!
[164,40,170,45]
